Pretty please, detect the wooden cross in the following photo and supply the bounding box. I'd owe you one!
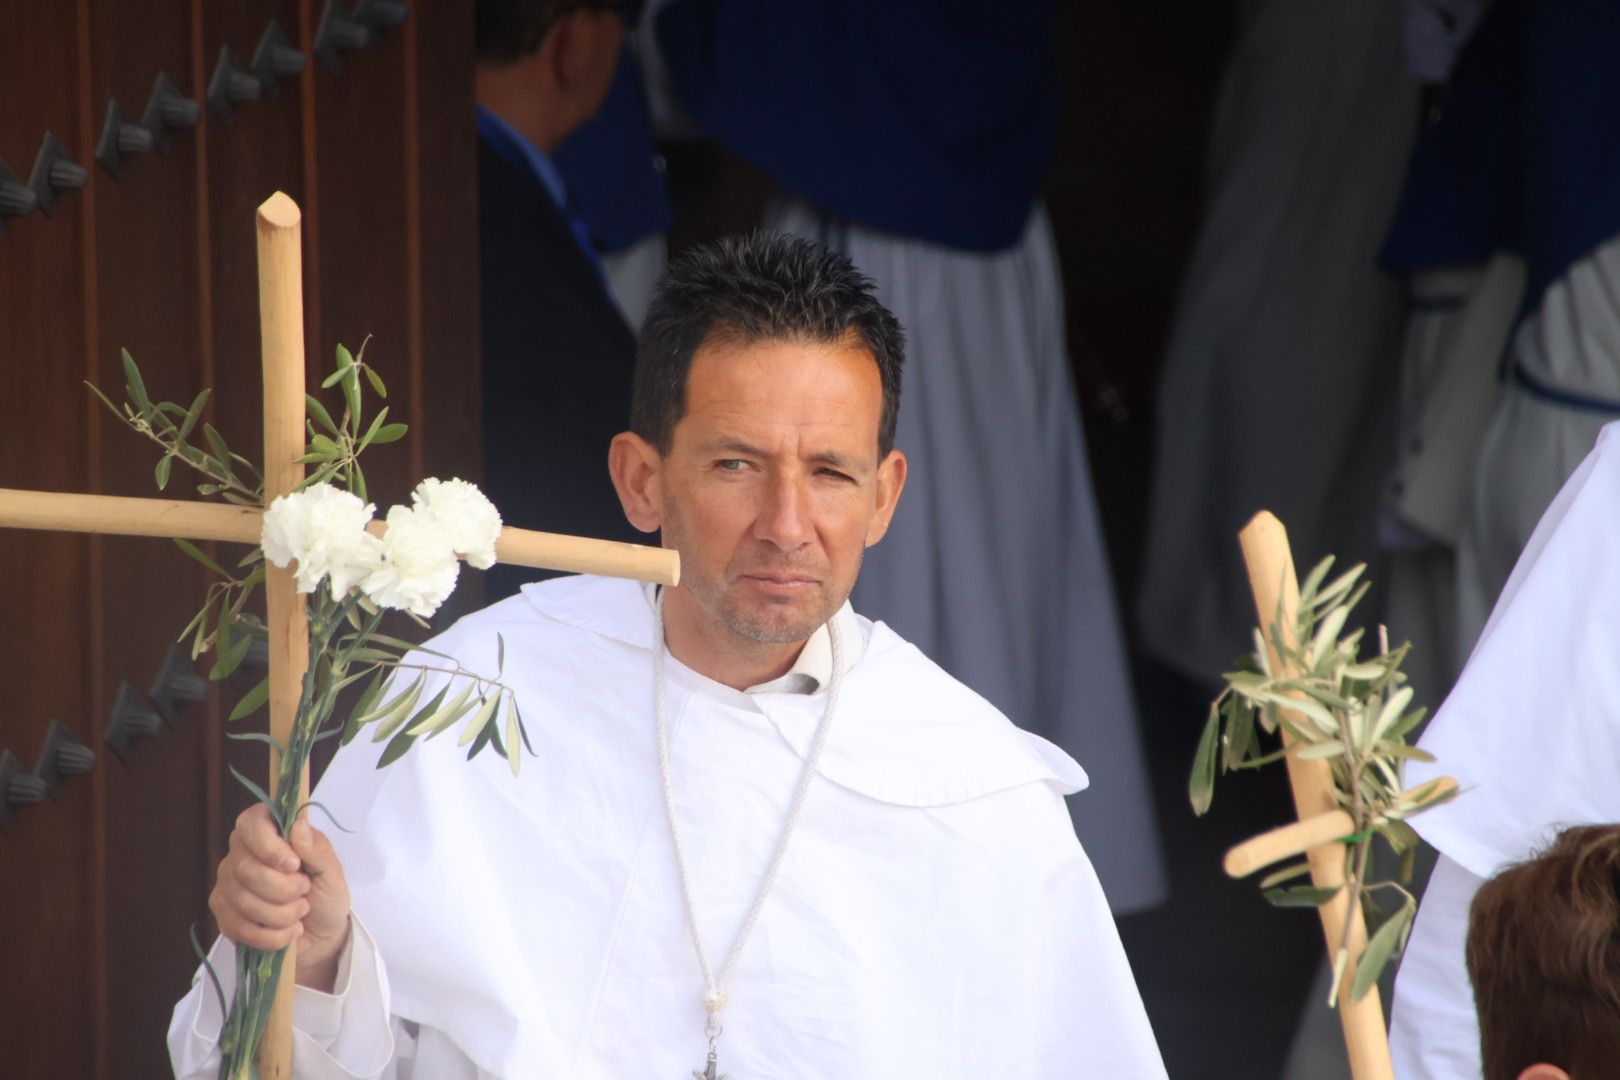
[1219,512,1454,1080]
[0,192,679,1078]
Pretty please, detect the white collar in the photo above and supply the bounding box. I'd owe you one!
[639,583,842,695]
[516,574,1088,806]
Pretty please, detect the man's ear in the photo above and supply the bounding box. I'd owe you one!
[609,431,664,534]
[546,8,618,102]
[864,449,907,547]
[1517,1065,1571,1080]
[533,8,574,91]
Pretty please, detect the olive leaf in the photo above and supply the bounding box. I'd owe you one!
[1351,899,1415,1002]
[1190,554,1453,1012]
[1263,884,1343,909]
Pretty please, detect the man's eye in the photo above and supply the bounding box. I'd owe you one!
[818,468,855,482]
[716,459,748,471]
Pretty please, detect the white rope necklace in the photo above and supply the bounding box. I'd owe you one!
[653,592,845,1080]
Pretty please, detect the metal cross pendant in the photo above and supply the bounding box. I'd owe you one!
[691,1048,727,1080]
[692,997,728,1080]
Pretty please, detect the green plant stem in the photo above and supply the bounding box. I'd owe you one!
[1328,666,1373,972]
[1338,832,1373,975]
[125,413,262,502]
[216,594,355,1079]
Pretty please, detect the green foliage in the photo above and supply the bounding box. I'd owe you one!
[89,351,263,507]
[98,342,526,1079]
[299,338,394,501]
[1188,556,1457,1006]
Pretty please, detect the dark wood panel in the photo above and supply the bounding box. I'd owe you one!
[410,1,482,619]
[0,1,97,1075]
[84,3,213,1075]
[0,3,479,1071]
[200,1,309,859]
[310,14,415,512]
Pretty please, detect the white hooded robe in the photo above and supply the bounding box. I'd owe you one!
[170,575,1166,1079]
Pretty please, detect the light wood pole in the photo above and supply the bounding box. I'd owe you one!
[1237,511,1393,1080]
[253,191,307,1080]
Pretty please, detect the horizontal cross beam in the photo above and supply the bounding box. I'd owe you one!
[0,486,680,585]
[1223,776,1458,879]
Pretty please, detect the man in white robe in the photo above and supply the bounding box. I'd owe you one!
[644,1,1167,915]
[168,233,1167,1078]
[1390,422,1620,1077]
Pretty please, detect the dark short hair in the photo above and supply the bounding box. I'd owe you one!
[475,0,564,63]
[631,233,905,458]
[476,0,638,64]
[1466,824,1620,1080]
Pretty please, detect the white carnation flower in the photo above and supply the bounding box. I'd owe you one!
[362,504,461,617]
[260,484,385,600]
[411,477,502,570]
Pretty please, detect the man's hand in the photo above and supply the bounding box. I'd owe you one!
[209,804,352,993]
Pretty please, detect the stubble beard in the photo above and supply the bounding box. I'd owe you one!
[717,577,842,644]
[662,503,858,646]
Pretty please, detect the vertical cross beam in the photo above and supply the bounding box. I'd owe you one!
[0,188,679,1077]
[254,190,307,1080]
[1238,511,1393,1080]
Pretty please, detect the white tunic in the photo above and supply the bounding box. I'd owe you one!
[1391,423,1620,1077]
[169,575,1167,1078]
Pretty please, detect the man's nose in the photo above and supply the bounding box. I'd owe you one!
[754,474,813,551]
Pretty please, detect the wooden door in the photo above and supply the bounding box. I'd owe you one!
[0,3,478,1074]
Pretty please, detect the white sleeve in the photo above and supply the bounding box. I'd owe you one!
[168,915,430,1080]
[1389,855,1485,1080]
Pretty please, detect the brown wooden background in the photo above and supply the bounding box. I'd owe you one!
[0,2,479,1074]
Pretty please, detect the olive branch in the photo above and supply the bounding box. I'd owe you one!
[1189,557,1457,1004]
[96,344,526,1079]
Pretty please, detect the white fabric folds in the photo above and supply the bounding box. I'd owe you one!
[1138,0,1416,683]
[170,575,1166,1078]
[1407,422,1620,877]
[1391,423,1620,1076]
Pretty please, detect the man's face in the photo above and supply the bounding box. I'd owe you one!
[654,334,904,648]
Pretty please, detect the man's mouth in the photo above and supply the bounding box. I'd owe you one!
[738,572,819,594]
